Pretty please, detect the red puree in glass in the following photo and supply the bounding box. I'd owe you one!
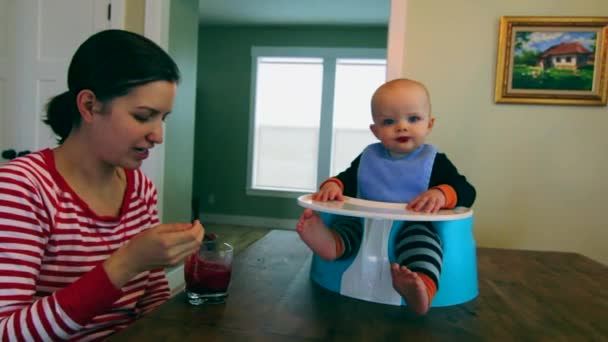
[184,254,232,294]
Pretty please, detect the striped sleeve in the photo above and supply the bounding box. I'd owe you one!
[0,162,122,340]
[134,173,170,315]
[134,268,170,315]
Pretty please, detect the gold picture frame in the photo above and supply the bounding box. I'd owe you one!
[494,16,608,105]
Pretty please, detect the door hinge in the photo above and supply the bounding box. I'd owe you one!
[107,3,112,21]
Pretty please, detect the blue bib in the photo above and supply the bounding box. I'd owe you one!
[357,143,437,203]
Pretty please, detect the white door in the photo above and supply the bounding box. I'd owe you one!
[0,0,15,162]
[0,0,110,163]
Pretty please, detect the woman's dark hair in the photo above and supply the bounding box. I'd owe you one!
[45,29,180,143]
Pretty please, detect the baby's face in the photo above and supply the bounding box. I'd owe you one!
[370,82,434,158]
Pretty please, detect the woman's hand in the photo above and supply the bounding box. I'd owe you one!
[406,189,446,213]
[103,220,204,287]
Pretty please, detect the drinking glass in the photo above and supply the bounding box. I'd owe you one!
[184,240,233,305]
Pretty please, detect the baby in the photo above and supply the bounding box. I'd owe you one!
[297,78,476,315]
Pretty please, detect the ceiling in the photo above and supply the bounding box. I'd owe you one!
[198,0,389,26]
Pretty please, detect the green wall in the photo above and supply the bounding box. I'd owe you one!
[163,0,199,222]
[194,25,387,220]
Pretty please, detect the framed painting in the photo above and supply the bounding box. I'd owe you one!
[494,16,608,105]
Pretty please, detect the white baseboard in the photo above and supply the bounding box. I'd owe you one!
[201,213,298,230]
[166,264,185,297]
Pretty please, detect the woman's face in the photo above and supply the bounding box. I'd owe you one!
[89,80,177,169]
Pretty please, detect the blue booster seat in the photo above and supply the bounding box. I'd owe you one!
[298,195,477,307]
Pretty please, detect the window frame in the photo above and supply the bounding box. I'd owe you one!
[247,46,386,198]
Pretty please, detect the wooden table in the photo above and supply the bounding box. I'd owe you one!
[113,230,608,341]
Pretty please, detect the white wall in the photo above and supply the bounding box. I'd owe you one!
[400,0,608,264]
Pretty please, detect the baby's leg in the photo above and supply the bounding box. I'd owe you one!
[297,209,362,261]
[391,264,435,315]
[297,209,339,260]
[391,223,442,315]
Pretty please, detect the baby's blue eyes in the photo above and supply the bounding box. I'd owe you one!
[381,116,421,125]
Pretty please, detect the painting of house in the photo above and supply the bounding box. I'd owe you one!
[538,41,593,70]
[510,31,597,90]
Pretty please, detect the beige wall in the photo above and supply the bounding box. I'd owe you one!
[402,0,608,264]
[124,0,145,34]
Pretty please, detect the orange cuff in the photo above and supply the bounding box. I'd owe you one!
[320,177,344,191]
[417,272,437,302]
[432,184,457,209]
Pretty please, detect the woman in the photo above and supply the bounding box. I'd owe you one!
[0,29,204,340]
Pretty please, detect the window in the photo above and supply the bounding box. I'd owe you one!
[247,47,386,196]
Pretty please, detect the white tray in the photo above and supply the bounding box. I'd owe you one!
[297,194,472,222]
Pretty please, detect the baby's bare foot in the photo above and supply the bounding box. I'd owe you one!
[296,209,338,261]
[391,264,430,315]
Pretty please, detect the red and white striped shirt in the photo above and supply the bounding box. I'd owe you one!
[0,149,170,341]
